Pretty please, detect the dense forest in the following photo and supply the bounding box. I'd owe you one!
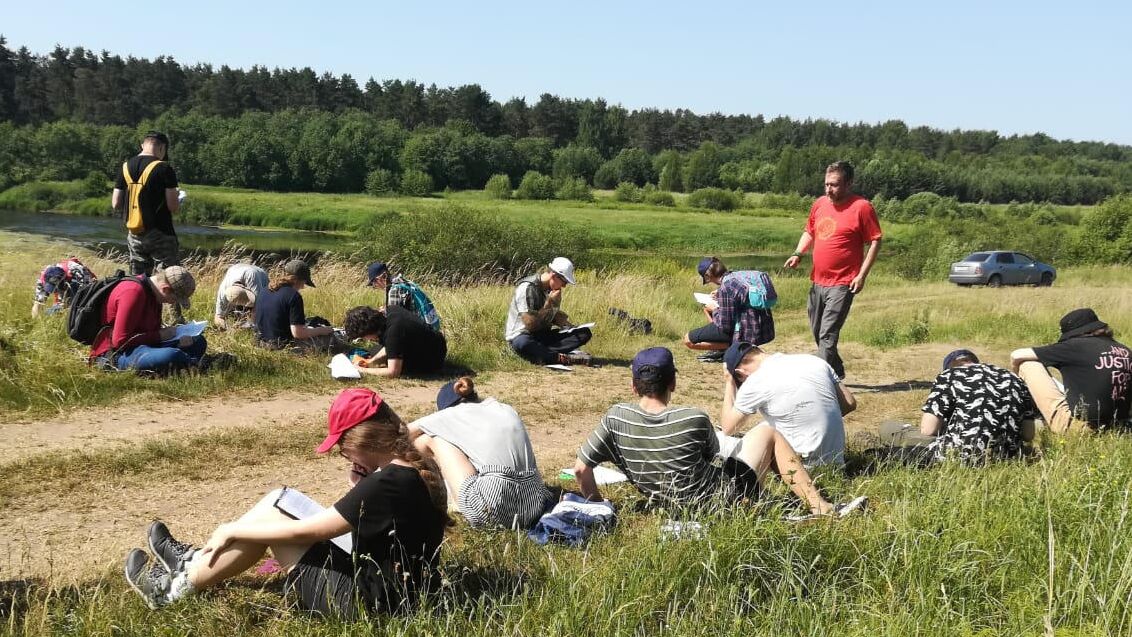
[1,39,1131,203]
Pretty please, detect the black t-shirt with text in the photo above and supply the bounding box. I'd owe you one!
[1034,336,1131,426]
[255,285,305,343]
[332,464,446,612]
[377,305,447,373]
[114,155,179,235]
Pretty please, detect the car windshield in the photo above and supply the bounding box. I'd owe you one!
[962,253,990,262]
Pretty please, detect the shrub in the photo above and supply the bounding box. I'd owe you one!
[613,182,643,203]
[555,177,594,202]
[593,162,619,190]
[687,187,742,211]
[484,174,512,199]
[354,204,592,282]
[1076,194,1132,263]
[514,171,556,200]
[81,170,107,198]
[551,145,602,183]
[364,168,398,196]
[761,192,812,214]
[399,169,433,197]
[643,189,676,207]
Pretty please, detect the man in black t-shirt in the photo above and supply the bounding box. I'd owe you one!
[1011,308,1132,432]
[344,305,447,378]
[112,131,183,277]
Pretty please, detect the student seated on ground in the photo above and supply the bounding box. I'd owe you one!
[684,257,776,362]
[213,263,268,329]
[366,262,441,332]
[32,257,96,318]
[573,347,866,518]
[1011,308,1131,432]
[89,266,225,375]
[720,341,852,470]
[344,305,447,378]
[255,259,347,355]
[123,388,449,620]
[505,257,593,366]
[407,377,552,529]
[909,349,1036,464]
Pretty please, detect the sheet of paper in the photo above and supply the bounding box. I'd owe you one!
[558,466,629,485]
[328,353,361,379]
[173,320,207,338]
[273,486,353,553]
[693,292,714,305]
[545,364,573,372]
[559,322,595,334]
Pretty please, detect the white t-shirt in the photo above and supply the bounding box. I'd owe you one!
[733,353,846,467]
[411,398,540,472]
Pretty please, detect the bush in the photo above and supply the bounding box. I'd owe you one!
[484,174,512,199]
[364,169,398,196]
[761,192,812,213]
[593,162,619,190]
[354,204,592,282]
[81,171,108,198]
[1076,194,1132,264]
[613,182,643,203]
[399,169,433,197]
[514,171,556,200]
[643,189,676,207]
[555,177,594,202]
[687,187,742,211]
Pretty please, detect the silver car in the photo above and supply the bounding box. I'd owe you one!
[949,251,1056,287]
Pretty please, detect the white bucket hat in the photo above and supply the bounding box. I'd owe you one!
[548,257,576,285]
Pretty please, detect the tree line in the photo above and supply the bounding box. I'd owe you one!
[1,38,1130,204]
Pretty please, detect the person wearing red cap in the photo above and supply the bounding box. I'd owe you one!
[122,388,449,619]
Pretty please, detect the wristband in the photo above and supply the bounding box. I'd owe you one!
[791,251,803,258]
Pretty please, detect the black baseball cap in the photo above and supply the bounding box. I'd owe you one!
[724,341,756,376]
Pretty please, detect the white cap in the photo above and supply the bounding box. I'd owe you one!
[549,257,576,285]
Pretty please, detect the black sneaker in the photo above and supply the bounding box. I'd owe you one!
[148,520,198,576]
[696,351,725,363]
[197,353,237,373]
[564,350,593,367]
[124,548,170,609]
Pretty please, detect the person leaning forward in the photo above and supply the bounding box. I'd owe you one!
[784,161,882,379]
[504,257,593,366]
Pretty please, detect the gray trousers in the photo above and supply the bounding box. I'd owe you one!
[807,283,855,378]
[127,229,181,276]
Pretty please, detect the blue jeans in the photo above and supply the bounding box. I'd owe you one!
[509,329,592,365]
[116,336,207,374]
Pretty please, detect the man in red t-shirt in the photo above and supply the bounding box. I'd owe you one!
[784,162,882,378]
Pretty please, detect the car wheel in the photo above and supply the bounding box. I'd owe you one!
[987,274,1003,288]
[1040,272,1053,287]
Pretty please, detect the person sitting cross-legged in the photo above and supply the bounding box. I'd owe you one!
[572,347,866,518]
[504,257,593,366]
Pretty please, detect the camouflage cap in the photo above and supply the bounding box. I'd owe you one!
[161,266,196,309]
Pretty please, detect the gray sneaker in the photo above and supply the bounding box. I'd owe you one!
[124,548,170,609]
[148,520,197,576]
[833,495,869,518]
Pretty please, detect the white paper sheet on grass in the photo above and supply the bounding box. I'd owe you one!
[545,364,573,372]
[328,353,361,379]
[693,292,714,305]
[173,320,208,338]
[558,466,629,485]
[558,322,595,334]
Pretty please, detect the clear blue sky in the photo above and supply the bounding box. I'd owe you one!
[5,1,1131,144]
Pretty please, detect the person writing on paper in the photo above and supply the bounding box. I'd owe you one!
[213,263,268,328]
[343,305,447,378]
[89,266,228,375]
[255,259,347,355]
[573,347,866,518]
[683,256,776,363]
[407,377,552,529]
[504,257,593,366]
[122,388,449,619]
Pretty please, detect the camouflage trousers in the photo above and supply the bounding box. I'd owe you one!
[126,229,181,276]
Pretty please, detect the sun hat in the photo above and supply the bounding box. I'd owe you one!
[631,347,677,381]
[942,349,979,370]
[284,259,316,288]
[316,388,384,453]
[1058,308,1108,342]
[366,262,388,285]
[161,266,196,309]
[224,284,256,307]
[723,341,757,376]
[548,257,576,285]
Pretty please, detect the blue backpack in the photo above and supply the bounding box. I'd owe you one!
[729,270,778,310]
[391,280,442,332]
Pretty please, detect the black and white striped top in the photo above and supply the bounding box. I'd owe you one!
[578,403,721,503]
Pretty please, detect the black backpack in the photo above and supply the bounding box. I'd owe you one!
[66,270,137,345]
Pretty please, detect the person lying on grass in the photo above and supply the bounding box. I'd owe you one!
[407,376,553,529]
[343,305,448,379]
[683,256,776,363]
[123,388,449,620]
[572,346,866,519]
[504,256,593,366]
[254,259,348,355]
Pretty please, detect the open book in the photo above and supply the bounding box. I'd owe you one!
[693,292,715,306]
[559,322,595,334]
[273,486,353,553]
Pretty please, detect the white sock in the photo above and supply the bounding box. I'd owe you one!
[166,550,203,603]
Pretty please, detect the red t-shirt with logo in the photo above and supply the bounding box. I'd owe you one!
[804,194,883,287]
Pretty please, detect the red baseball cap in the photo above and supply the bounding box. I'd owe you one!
[316,388,384,453]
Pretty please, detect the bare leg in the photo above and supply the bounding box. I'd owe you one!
[736,425,834,515]
[418,436,476,510]
[682,333,729,351]
[188,490,315,589]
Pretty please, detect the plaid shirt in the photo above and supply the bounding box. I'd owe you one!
[712,273,775,345]
[385,274,413,311]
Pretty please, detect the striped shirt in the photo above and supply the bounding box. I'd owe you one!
[578,404,722,504]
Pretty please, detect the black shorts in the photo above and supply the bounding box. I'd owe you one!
[283,541,367,620]
[720,457,763,501]
[687,323,732,344]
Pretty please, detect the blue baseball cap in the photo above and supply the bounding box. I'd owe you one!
[631,347,676,380]
[724,341,756,376]
[697,257,714,283]
[366,262,388,285]
[40,265,66,294]
[942,349,979,370]
[436,381,463,411]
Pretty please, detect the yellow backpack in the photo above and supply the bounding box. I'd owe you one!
[121,160,164,234]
